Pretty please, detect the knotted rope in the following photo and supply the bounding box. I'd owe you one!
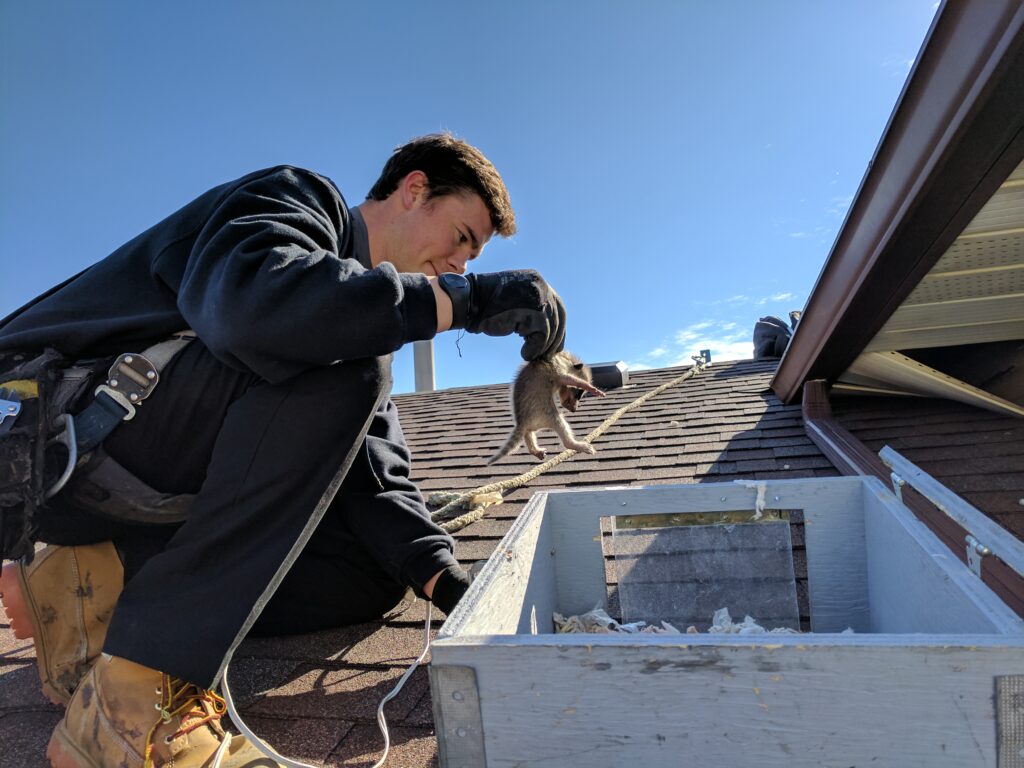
[428,357,709,532]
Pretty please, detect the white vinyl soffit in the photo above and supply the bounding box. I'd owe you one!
[837,159,1024,416]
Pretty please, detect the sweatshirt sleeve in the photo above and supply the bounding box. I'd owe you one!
[341,398,459,595]
[164,167,438,383]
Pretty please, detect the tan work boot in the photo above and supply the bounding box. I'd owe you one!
[47,654,282,767]
[0,542,123,705]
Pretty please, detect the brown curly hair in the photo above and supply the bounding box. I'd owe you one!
[367,133,516,237]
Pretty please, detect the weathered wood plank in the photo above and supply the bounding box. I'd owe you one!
[442,492,556,637]
[432,636,1024,767]
[863,487,1024,634]
[804,478,870,632]
[548,478,864,617]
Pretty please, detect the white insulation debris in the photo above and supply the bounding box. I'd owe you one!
[551,606,848,635]
[733,480,768,520]
[553,607,681,634]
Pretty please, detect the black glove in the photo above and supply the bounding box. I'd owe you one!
[464,270,566,361]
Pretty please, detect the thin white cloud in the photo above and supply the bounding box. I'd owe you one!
[623,361,653,372]
[674,320,715,345]
[827,194,854,217]
[882,55,916,78]
[788,231,809,239]
[631,319,758,369]
[669,340,753,365]
[755,291,796,307]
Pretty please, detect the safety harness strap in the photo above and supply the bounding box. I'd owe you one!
[75,332,196,452]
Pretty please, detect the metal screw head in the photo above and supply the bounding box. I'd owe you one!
[129,392,139,402]
[146,370,156,380]
[110,379,118,388]
[773,496,781,502]
[125,355,133,364]
[720,496,727,502]
[452,691,464,701]
[456,727,468,738]
[7,405,15,412]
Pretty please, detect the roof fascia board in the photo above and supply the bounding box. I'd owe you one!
[773,2,1024,403]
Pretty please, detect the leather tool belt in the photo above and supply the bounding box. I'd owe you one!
[0,332,195,561]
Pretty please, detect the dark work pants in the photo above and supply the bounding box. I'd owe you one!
[39,341,406,687]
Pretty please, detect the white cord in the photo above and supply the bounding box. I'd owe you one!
[219,600,433,768]
[373,601,433,768]
[211,732,232,768]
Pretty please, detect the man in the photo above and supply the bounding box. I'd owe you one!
[0,134,566,767]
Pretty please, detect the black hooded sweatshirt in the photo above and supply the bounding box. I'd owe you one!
[0,165,458,594]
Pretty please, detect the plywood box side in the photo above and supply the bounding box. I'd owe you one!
[863,488,1024,634]
[431,632,1024,652]
[441,492,557,637]
[543,476,867,517]
[802,479,871,632]
[548,477,867,617]
[432,640,1024,768]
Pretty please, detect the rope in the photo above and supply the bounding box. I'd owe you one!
[429,357,709,532]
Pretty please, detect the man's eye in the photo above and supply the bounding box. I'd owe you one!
[457,230,468,244]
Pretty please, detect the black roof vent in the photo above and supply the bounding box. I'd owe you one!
[588,361,629,390]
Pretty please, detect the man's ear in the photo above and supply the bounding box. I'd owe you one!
[400,170,430,210]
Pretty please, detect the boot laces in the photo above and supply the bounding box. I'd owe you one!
[143,673,227,767]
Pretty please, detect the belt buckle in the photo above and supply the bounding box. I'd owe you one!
[102,353,159,415]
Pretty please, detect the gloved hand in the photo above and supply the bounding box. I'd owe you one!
[465,270,566,361]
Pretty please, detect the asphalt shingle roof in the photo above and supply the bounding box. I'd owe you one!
[2,358,1021,766]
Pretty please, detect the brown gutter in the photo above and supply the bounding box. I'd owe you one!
[802,379,1024,619]
[774,2,1024,404]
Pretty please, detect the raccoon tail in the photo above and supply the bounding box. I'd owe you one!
[486,428,523,465]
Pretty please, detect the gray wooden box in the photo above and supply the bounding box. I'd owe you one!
[431,477,1024,768]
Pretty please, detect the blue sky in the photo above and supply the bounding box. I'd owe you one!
[0,1,939,393]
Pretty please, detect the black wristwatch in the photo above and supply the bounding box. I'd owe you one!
[436,272,473,330]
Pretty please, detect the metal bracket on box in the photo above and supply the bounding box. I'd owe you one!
[880,446,1024,583]
[967,535,991,578]
[431,665,486,768]
[997,675,1024,768]
[890,471,906,503]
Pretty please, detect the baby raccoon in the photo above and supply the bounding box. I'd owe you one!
[487,351,605,464]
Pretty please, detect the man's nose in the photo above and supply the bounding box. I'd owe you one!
[447,250,471,274]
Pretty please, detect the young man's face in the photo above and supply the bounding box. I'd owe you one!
[389,176,495,276]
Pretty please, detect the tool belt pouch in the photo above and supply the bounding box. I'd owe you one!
[66,447,194,525]
[0,349,82,562]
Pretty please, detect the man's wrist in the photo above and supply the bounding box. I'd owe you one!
[430,565,471,614]
[428,277,454,333]
[436,272,472,330]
